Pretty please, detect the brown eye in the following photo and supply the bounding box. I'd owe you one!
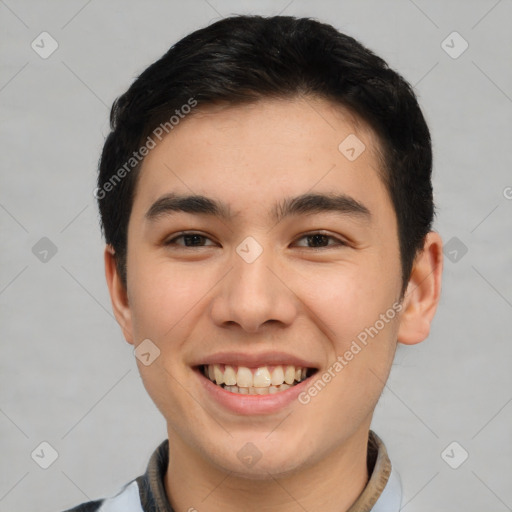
[165,232,216,247]
[293,232,347,249]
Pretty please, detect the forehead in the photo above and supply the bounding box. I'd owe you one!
[131,96,392,225]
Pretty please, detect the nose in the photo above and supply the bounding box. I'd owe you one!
[210,242,298,334]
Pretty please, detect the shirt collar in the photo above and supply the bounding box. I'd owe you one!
[347,430,402,511]
[136,430,401,512]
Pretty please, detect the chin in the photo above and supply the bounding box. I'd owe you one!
[205,440,311,480]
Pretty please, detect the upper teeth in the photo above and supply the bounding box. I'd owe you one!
[204,364,307,388]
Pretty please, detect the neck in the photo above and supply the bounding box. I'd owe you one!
[164,427,371,512]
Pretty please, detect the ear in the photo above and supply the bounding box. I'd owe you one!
[104,245,135,345]
[397,231,443,345]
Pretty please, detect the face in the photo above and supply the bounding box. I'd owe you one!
[112,97,407,477]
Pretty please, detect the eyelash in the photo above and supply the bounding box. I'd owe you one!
[164,231,347,250]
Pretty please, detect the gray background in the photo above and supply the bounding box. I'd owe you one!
[1,0,511,511]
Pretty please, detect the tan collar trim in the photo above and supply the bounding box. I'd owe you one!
[346,430,392,512]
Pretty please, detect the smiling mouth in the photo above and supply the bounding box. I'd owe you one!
[199,364,317,395]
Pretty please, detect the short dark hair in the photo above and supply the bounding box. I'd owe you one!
[97,14,434,297]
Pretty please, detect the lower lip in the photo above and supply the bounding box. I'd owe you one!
[196,368,315,415]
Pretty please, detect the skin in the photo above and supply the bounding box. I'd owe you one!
[105,96,443,512]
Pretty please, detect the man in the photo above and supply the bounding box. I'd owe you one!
[68,14,443,512]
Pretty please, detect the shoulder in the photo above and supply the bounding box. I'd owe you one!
[61,499,105,512]
[59,439,169,512]
[60,479,145,512]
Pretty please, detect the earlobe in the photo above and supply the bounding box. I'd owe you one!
[397,231,443,345]
[104,245,135,345]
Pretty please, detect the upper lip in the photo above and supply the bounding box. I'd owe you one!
[192,351,319,369]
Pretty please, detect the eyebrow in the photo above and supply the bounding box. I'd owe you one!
[145,192,371,224]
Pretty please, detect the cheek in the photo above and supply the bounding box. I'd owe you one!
[126,256,208,418]
[294,256,401,347]
[127,251,208,340]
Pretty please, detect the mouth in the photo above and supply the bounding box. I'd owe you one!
[198,364,318,395]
